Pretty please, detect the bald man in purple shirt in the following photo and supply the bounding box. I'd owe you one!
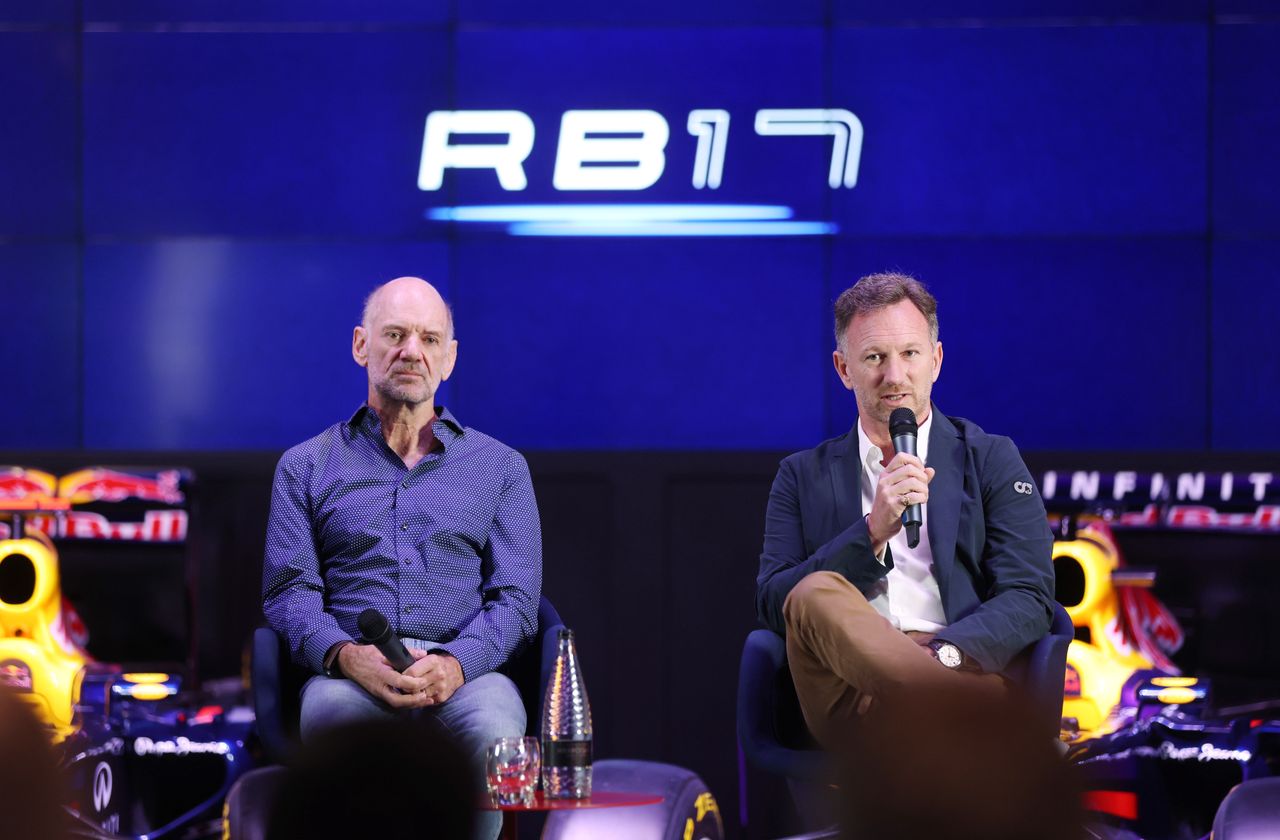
[263,277,541,840]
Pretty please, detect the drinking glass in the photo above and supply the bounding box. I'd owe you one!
[485,736,540,806]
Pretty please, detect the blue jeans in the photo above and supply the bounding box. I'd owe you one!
[300,670,526,840]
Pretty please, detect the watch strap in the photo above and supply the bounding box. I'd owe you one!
[323,640,353,678]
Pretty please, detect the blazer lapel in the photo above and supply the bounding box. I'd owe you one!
[927,410,963,612]
[828,428,862,528]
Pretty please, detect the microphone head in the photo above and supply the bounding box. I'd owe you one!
[889,407,918,437]
[357,607,390,642]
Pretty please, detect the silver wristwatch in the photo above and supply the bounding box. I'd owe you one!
[928,639,964,670]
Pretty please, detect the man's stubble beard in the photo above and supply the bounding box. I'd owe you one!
[374,377,434,407]
[857,391,930,427]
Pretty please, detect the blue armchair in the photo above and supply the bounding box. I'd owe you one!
[736,601,1074,787]
[227,597,565,840]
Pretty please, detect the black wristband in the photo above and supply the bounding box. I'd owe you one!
[324,641,353,678]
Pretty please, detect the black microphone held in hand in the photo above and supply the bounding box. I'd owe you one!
[357,608,416,672]
[889,407,922,549]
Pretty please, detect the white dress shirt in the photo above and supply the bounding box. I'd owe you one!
[857,411,948,633]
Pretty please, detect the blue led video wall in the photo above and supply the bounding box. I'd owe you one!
[3,4,1278,451]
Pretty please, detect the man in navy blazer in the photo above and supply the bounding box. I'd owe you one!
[757,272,1055,743]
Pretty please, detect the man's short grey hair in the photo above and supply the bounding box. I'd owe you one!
[834,272,939,351]
[360,284,456,340]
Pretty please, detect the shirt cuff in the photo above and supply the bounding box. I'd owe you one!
[432,637,487,683]
[305,626,354,676]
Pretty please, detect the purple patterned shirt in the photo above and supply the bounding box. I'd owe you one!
[262,405,542,680]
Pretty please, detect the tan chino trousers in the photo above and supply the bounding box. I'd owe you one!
[783,570,1006,746]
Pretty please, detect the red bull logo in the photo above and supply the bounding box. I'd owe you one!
[59,469,185,505]
[1117,587,1184,673]
[0,658,33,691]
[51,597,92,656]
[0,467,57,501]
[63,510,188,542]
[14,510,187,543]
[1064,664,1082,697]
[0,465,190,543]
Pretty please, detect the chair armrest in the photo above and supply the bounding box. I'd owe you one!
[737,629,827,782]
[1024,602,1074,738]
[251,626,292,765]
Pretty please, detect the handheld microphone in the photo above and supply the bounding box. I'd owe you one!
[357,608,416,672]
[889,407,922,549]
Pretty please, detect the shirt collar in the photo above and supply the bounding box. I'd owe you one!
[347,404,466,441]
[857,407,933,476]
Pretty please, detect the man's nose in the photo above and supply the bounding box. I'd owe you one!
[883,355,908,383]
[399,335,422,358]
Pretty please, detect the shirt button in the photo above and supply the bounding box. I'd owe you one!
[403,558,411,565]
[401,480,409,489]
[403,606,412,614]
[400,523,408,531]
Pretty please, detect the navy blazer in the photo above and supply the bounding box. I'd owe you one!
[756,409,1055,674]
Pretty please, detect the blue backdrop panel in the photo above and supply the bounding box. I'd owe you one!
[452,238,828,450]
[82,30,450,237]
[0,1,76,22]
[457,0,822,24]
[83,0,449,23]
[1211,240,1280,451]
[0,246,80,447]
[832,0,1208,19]
[444,28,828,220]
[0,32,78,237]
[82,242,449,450]
[830,24,1207,236]
[1215,1,1280,14]
[825,237,1209,450]
[1212,23,1280,235]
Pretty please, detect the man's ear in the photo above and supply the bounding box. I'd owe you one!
[833,349,854,391]
[352,326,368,368]
[440,339,458,382]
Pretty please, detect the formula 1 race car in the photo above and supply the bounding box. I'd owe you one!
[0,474,256,840]
[1054,520,1280,839]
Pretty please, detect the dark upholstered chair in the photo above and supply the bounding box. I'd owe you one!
[227,597,564,839]
[250,595,564,764]
[736,601,1075,788]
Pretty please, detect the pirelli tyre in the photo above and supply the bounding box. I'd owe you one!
[1212,778,1280,840]
[542,759,724,840]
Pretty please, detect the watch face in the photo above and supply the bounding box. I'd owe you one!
[936,643,963,669]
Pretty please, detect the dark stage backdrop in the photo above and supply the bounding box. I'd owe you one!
[5,3,1280,838]
[6,448,1279,839]
[3,3,1280,452]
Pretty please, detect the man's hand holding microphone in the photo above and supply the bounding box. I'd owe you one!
[332,608,464,708]
[866,407,934,557]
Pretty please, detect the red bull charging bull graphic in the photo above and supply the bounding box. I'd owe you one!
[0,466,189,543]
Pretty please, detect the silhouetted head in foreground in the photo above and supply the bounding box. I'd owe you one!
[0,686,67,840]
[268,717,474,840]
[837,687,1085,840]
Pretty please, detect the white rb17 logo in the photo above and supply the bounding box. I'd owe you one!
[417,109,863,192]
